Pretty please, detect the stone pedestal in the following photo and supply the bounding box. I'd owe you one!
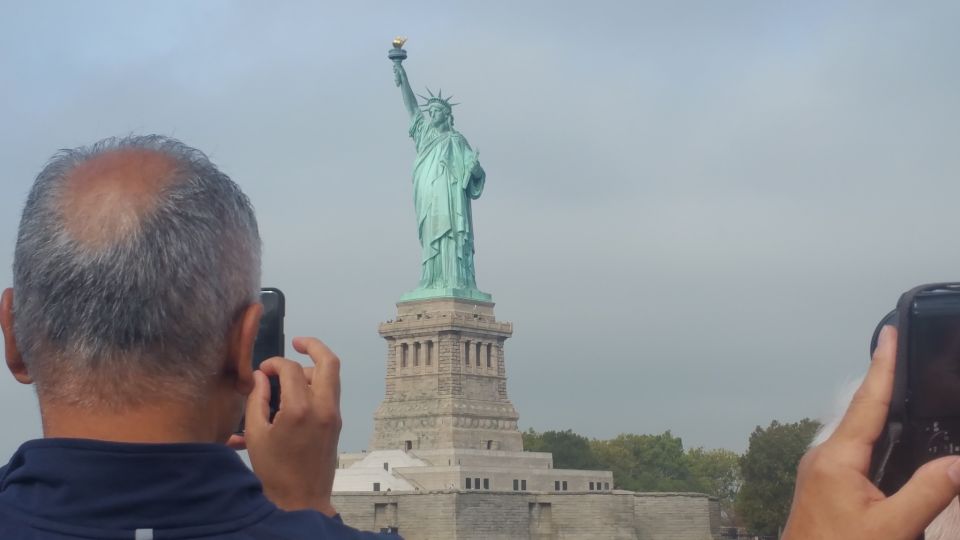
[371,297,522,452]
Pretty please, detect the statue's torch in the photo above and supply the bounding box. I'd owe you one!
[389,36,408,64]
[390,37,408,87]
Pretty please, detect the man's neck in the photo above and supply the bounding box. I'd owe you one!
[40,400,226,444]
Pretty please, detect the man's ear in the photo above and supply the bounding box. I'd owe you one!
[1,289,32,384]
[226,302,262,396]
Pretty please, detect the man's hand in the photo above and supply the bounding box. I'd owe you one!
[782,326,960,540]
[230,337,342,516]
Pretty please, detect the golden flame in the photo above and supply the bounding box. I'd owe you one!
[392,36,407,49]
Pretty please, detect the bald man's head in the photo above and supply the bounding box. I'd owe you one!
[11,135,261,408]
[58,148,178,248]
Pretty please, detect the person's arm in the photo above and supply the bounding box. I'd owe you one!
[394,64,418,120]
[782,326,960,539]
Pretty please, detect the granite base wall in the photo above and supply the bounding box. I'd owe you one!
[332,490,720,540]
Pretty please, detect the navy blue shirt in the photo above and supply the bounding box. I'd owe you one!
[0,439,399,539]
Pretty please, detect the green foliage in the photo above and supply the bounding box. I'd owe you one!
[525,427,742,508]
[522,429,602,470]
[735,418,821,535]
[524,420,818,532]
[686,447,742,523]
[591,432,692,491]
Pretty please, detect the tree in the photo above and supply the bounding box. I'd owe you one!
[735,418,821,535]
[522,426,742,522]
[687,447,742,524]
[522,429,601,470]
[591,431,692,491]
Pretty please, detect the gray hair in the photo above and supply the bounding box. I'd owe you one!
[12,135,261,408]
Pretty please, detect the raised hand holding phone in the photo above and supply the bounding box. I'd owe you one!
[782,325,960,540]
[226,288,342,516]
[239,337,342,517]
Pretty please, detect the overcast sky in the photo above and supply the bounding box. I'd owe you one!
[1,1,959,458]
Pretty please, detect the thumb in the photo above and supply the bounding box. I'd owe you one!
[874,456,960,538]
[244,370,272,433]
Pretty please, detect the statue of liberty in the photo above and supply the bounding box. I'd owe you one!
[390,39,491,302]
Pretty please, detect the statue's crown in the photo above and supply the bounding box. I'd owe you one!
[417,88,459,113]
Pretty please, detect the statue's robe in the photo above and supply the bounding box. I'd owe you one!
[409,111,485,290]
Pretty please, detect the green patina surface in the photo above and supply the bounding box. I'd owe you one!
[390,40,492,303]
[398,287,492,303]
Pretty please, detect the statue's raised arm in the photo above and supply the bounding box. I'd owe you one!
[386,38,492,303]
[390,38,419,120]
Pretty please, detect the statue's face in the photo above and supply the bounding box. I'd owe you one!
[428,105,449,128]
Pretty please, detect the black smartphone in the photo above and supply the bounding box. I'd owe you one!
[238,287,285,433]
[255,287,285,421]
[869,283,960,502]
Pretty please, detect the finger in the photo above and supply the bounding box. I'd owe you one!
[226,434,246,450]
[872,456,960,539]
[293,336,341,404]
[244,370,271,431]
[293,336,334,365]
[258,357,310,416]
[830,326,897,458]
